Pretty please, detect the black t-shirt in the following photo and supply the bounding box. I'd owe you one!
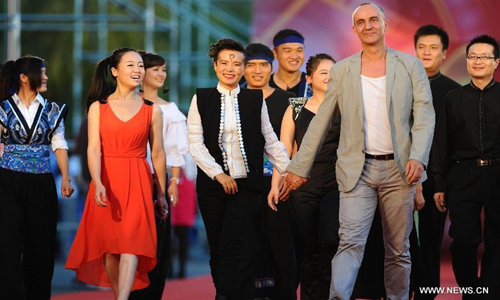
[265,89,295,138]
[269,72,308,97]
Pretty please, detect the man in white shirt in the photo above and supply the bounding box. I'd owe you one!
[284,3,435,299]
[187,38,289,300]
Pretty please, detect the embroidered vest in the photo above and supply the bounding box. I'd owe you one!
[0,97,68,173]
[196,88,265,192]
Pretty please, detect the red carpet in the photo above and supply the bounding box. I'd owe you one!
[52,259,462,300]
[52,276,216,300]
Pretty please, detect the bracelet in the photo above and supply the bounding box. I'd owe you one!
[170,177,180,184]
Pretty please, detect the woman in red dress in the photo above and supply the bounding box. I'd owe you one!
[66,48,168,300]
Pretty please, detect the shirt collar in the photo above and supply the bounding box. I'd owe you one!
[217,83,240,97]
[428,71,442,82]
[12,93,45,107]
[470,78,496,91]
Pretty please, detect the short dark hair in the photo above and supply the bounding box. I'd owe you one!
[414,25,450,50]
[138,50,166,69]
[272,29,305,47]
[305,53,336,76]
[138,50,169,94]
[466,34,500,59]
[208,38,245,64]
[244,43,274,63]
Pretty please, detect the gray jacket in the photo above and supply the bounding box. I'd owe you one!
[287,48,435,192]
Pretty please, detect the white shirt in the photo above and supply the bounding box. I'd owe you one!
[147,102,188,172]
[360,75,393,155]
[8,93,68,151]
[160,102,188,167]
[187,83,289,179]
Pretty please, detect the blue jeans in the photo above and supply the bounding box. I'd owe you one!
[329,158,415,300]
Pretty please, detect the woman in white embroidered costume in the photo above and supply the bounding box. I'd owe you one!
[128,51,188,300]
[0,56,74,300]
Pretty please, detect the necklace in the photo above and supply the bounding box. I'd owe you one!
[219,92,249,173]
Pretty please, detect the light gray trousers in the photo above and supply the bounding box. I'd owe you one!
[329,158,415,300]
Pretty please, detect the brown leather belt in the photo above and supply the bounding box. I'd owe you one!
[365,153,394,160]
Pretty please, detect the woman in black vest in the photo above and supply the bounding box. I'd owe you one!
[187,38,290,300]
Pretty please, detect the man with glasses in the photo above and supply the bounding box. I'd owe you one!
[431,34,500,299]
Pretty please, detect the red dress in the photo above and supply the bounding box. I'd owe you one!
[66,101,157,290]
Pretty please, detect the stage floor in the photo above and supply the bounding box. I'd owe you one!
[52,258,462,300]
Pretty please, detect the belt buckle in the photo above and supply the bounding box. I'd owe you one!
[477,159,490,166]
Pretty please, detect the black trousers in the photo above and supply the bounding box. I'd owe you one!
[0,168,58,300]
[290,186,340,300]
[129,177,171,300]
[413,174,447,300]
[254,176,297,300]
[172,225,190,278]
[447,161,500,300]
[198,179,260,300]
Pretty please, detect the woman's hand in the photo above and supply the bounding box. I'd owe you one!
[157,194,169,220]
[215,173,238,194]
[94,183,108,207]
[61,177,75,198]
[167,182,179,207]
[267,186,280,211]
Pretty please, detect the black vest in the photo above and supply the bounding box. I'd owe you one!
[196,88,265,192]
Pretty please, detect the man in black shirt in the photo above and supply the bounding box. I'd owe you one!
[269,29,311,98]
[431,34,500,300]
[244,43,297,300]
[413,24,460,300]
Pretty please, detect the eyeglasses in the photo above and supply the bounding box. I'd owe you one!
[467,55,497,61]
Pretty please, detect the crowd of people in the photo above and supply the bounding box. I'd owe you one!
[0,2,499,300]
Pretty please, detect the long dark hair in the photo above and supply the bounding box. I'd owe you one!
[0,56,45,101]
[138,50,169,93]
[85,47,138,111]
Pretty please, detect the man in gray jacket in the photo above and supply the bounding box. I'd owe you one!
[284,3,435,300]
